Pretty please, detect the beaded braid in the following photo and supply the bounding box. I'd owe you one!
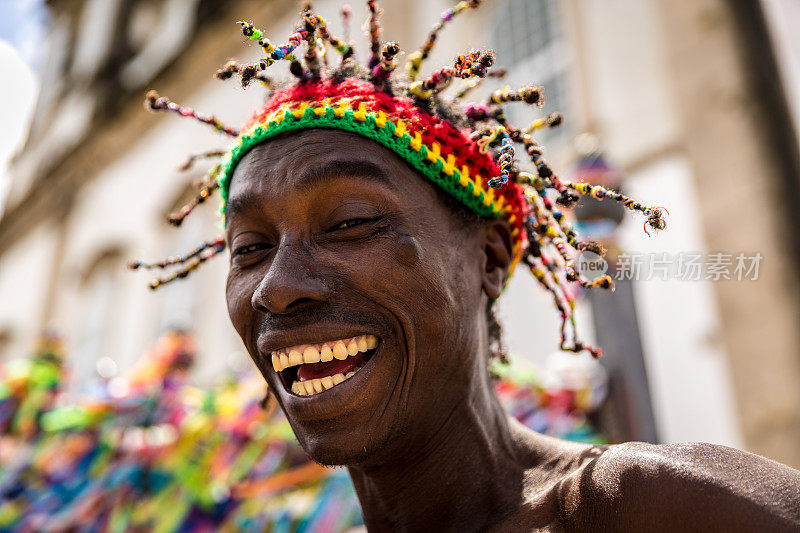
[128,237,225,290]
[373,41,400,81]
[406,0,483,80]
[464,102,507,125]
[306,9,353,63]
[408,50,495,99]
[562,181,668,235]
[461,79,650,356]
[177,150,225,172]
[341,4,352,43]
[489,131,514,189]
[366,0,382,69]
[523,194,603,356]
[216,60,274,90]
[235,21,310,82]
[128,236,224,271]
[488,85,545,107]
[237,21,274,55]
[525,112,562,133]
[134,0,667,359]
[144,90,239,136]
[167,165,221,227]
[454,67,508,100]
[470,125,515,188]
[300,4,323,79]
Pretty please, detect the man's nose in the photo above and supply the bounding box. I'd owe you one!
[251,239,331,315]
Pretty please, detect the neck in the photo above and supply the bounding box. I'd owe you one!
[347,375,542,531]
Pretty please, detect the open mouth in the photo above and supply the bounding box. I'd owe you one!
[271,335,379,396]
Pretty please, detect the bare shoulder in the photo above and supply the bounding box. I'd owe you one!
[563,441,800,531]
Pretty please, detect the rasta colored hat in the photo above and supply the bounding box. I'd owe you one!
[131,1,667,358]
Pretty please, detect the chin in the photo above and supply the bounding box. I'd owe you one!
[294,427,387,467]
[289,419,402,467]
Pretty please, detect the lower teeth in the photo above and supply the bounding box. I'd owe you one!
[292,370,357,396]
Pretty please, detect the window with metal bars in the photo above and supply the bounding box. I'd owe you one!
[491,0,568,147]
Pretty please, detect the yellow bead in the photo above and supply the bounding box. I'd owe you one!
[408,81,432,99]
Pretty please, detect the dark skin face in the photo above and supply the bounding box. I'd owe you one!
[225,129,800,531]
[225,129,511,467]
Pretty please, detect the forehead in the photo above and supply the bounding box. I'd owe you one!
[235,129,396,178]
[225,129,436,217]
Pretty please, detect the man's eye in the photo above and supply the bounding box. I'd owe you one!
[233,243,269,256]
[332,218,374,231]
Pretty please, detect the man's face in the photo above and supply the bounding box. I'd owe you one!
[225,129,497,466]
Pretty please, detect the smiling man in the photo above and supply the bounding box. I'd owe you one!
[136,2,800,531]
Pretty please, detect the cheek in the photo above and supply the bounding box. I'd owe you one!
[346,231,467,333]
[385,231,483,356]
[225,268,258,344]
[373,232,425,287]
[351,232,434,295]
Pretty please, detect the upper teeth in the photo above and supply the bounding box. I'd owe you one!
[271,334,378,372]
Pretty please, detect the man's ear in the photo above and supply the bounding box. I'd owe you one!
[482,218,513,300]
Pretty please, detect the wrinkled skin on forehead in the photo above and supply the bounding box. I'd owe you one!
[224,129,800,531]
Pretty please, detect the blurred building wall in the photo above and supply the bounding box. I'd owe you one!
[0,0,798,466]
[656,0,800,468]
[762,0,800,153]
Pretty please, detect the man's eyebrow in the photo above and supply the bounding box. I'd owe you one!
[225,190,262,220]
[295,159,396,193]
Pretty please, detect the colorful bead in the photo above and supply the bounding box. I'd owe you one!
[488,85,545,107]
[373,41,400,79]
